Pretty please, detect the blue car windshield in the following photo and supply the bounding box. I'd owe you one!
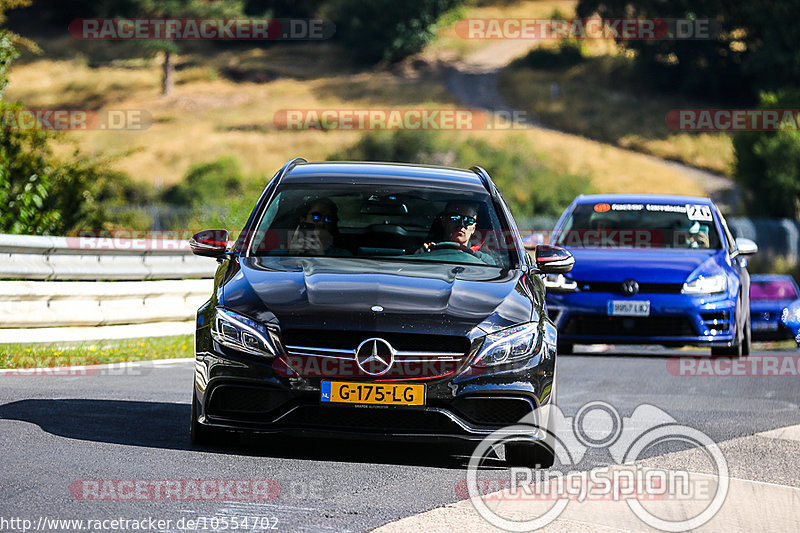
[247,184,514,268]
[555,202,722,249]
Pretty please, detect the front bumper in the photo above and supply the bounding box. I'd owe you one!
[192,329,557,443]
[547,291,736,346]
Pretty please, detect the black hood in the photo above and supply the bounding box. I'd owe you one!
[220,257,533,337]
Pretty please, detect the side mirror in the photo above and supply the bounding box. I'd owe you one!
[735,238,758,256]
[189,229,229,258]
[534,244,574,274]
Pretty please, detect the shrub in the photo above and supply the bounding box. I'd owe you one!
[0,103,155,234]
[517,40,584,71]
[162,157,246,207]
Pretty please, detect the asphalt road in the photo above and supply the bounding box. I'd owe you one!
[1,346,799,532]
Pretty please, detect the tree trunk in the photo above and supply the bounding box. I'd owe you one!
[161,51,174,96]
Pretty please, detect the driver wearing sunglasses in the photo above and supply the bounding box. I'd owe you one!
[417,202,495,264]
[289,198,351,256]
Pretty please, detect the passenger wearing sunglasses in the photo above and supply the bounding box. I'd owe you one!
[289,198,351,256]
[418,202,496,264]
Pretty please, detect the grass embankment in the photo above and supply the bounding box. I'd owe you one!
[438,1,736,175]
[0,335,193,368]
[500,55,734,175]
[7,44,704,198]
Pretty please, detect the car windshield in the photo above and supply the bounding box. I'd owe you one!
[554,201,722,249]
[248,183,514,268]
[751,279,799,301]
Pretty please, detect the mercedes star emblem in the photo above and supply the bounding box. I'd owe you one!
[355,338,395,376]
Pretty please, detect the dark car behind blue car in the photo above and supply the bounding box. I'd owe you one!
[750,274,800,345]
[545,194,758,356]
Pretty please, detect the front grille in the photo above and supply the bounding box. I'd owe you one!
[282,329,469,353]
[282,405,463,433]
[207,385,292,418]
[563,315,696,337]
[700,311,731,333]
[577,281,683,294]
[280,329,470,379]
[451,396,535,426]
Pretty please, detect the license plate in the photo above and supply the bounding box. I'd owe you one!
[753,321,779,331]
[607,300,650,316]
[320,381,425,406]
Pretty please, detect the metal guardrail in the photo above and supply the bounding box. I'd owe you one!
[0,233,218,280]
[0,279,214,328]
[0,234,219,335]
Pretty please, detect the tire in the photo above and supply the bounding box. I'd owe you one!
[505,441,555,468]
[190,389,222,446]
[557,342,573,355]
[741,313,751,356]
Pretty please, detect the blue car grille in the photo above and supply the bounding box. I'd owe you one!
[576,281,683,294]
[699,311,731,332]
[563,315,696,337]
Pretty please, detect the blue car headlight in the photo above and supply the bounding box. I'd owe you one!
[473,323,539,367]
[783,305,800,324]
[682,274,727,295]
[544,273,578,292]
[211,308,278,358]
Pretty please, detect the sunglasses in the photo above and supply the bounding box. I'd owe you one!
[309,212,337,224]
[445,213,477,227]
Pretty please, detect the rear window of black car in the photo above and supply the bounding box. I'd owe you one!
[247,184,514,268]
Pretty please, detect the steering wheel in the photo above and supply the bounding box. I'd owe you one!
[428,241,478,256]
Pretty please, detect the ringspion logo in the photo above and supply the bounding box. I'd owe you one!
[465,401,729,531]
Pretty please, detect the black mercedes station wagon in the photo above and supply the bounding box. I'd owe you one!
[189,158,573,466]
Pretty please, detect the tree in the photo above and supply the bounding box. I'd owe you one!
[102,0,245,96]
[733,90,800,218]
[325,0,464,64]
[1,1,153,234]
[576,0,800,101]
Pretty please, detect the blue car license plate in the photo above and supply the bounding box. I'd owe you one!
[607,300,650,316]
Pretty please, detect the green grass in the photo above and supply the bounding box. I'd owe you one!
[0,335,193,369]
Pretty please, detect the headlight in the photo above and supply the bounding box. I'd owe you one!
[211,308,278,357]
[682,274,727,295]
[783,306,800,323]
[473,323,539,367]
[544,273,578,292]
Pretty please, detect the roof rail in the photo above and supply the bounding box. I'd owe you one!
[274,157,307,184]
[470,165,494,194]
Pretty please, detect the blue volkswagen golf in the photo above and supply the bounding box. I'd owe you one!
[544,194,758,356]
